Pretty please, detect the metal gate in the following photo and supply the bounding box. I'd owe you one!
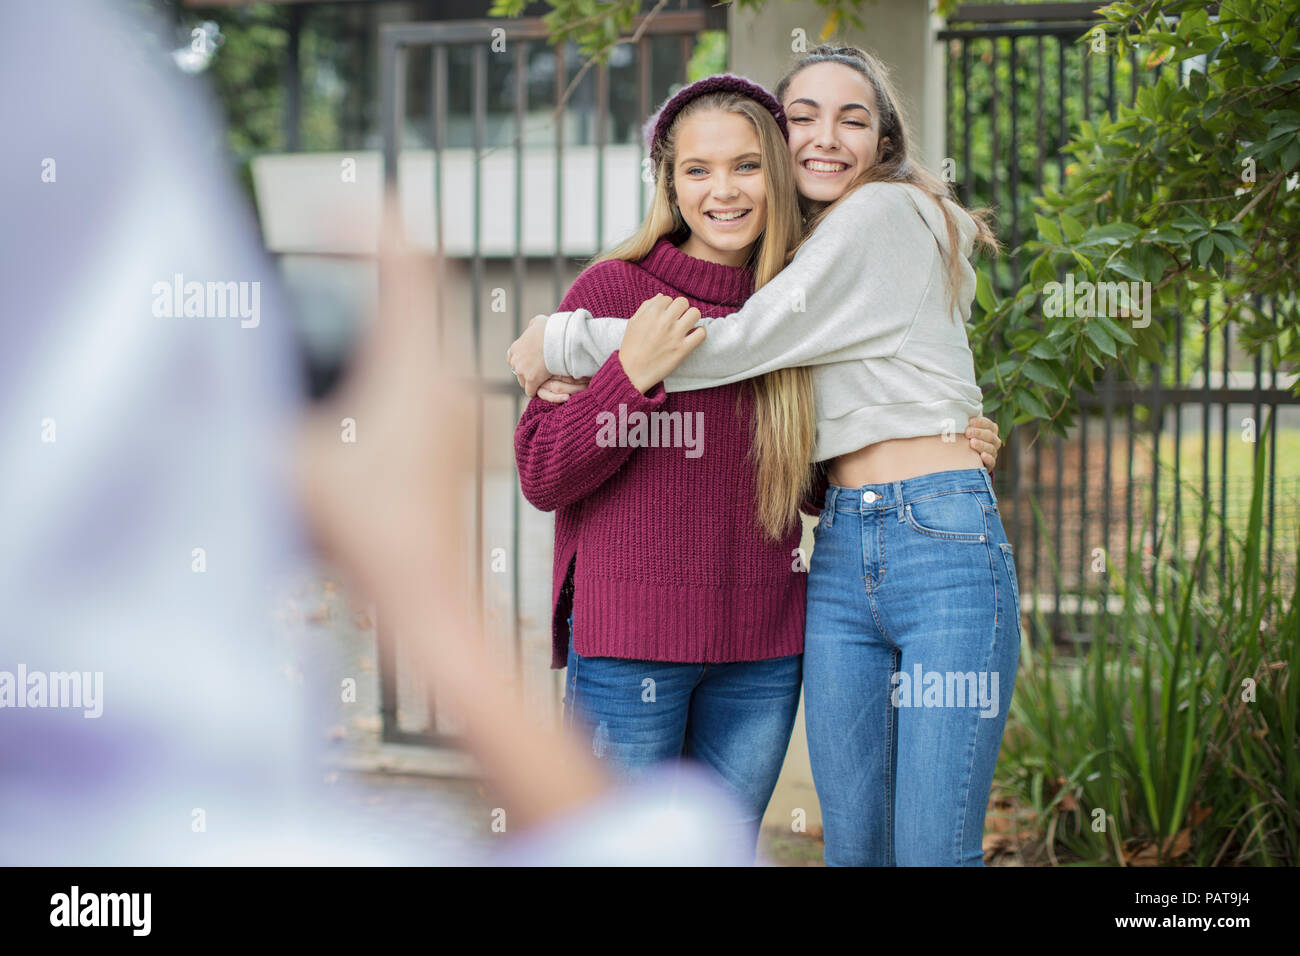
[375,10,720,745]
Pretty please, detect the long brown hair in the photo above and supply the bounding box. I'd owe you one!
[596,91,815,542]
[776,45,1000,307]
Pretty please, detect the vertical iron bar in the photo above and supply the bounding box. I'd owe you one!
[1054,434,1064,640]
[1057,35,1066,184]
[946,33,953,190]
[1150,353,1162,591]
[1267,300,1278,583]
[1009,429,1023,589]
[1253,305,1264,583]
[1126,396,1135,570]
[1079,397,1088,634]
[1106,36,1116,118]
[638,35,650,223]
[1201,300,1212,580]
[1174,310,1183,551]
[596,61,608,255]
[1252,301,1264,465]
[283,4,303,152]
[1035,34,1045,191]
[551,40,567,708]
[1130,42,1138,106]
[1154,348,1164,590]
[381,38,405,194]
[962,41,972,206]
[1219,322,1230,577]
[1103,367,1115,603]
[989,36,1000,288]
[1009,37,1020,280]
[1031,424,1042,638]
[473,43,487,644]
[433,45,447,350]
[553,43,566,303]
[1082,33,1091,127]
[425,42,448,737]
[512,39,527,683]
[377,32,404,742]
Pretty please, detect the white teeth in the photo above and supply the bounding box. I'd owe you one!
[707,210,748,221]
[804,160,847,172]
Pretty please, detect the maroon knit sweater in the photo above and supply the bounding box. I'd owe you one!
[515,236,812,669]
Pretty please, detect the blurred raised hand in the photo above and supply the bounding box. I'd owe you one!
[292,195,611,832]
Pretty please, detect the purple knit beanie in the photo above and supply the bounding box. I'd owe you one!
[643,73,788,177]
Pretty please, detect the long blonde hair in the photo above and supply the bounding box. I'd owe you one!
[776,46,1000,305]
[596,91,815,542]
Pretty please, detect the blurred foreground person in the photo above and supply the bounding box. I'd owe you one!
[0,0,749,866]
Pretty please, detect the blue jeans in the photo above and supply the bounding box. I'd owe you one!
[803,468,1021,866]
[564,615,802,858]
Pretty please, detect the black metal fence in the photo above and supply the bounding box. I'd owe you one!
[942,3,1299,642]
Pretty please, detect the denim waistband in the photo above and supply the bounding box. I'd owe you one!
[823,468,995,523]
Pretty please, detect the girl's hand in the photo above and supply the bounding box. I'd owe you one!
[506,315,551,397]
[966,416,1002,473]
[536,375,590,404]
[619,294,705,394]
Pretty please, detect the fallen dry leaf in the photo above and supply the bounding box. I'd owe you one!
[1123,828,1192,866]
[983,833,1013,853]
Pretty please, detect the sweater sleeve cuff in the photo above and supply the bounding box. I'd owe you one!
[585,350,666,408]
[544,310,588,377]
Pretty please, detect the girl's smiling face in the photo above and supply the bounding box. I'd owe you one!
[782,62,887,204]
[671,109,768,267]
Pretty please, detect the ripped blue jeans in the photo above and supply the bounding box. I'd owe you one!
[563,613,802,858]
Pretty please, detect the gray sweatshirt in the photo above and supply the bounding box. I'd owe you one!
[542,181,985,463]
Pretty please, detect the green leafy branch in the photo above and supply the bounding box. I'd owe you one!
[971,0,1300,435]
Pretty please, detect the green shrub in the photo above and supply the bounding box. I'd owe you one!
[998,415,1299,865]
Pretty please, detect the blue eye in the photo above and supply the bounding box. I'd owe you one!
[739,162,759,171]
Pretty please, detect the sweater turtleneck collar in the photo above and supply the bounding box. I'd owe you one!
[638,236,756,309]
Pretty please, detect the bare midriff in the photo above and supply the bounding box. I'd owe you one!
[828,434,984,488]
